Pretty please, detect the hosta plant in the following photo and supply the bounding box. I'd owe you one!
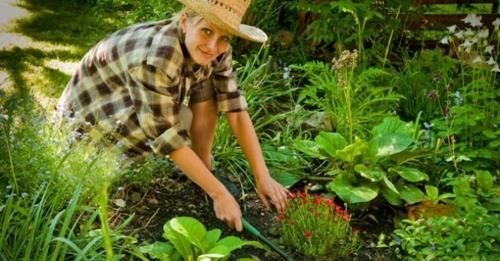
[295,116,432,205]
[140,216,263,261]
[278,192,359,260]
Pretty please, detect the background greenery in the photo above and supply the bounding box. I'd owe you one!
[1,0,498,259]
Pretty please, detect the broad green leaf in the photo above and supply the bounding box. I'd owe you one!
[381,186,402,206]
[164,217,207,258]
[215,236,264,253]
[390,166,429,182]
[425,185,439,202]
[335,138,367,163]
[315,132,348,159]
[390,149,433,165]
[397,184,426,204]
[383,177,399,195]
[327,173,379,203]
[271,171,303,189]
[354,164,386,182]
[293,139,325,159]
[139,241,174,260]
[371,117,413,138]
[198,250,227,261]
[368,133,413,159]
[201,229,221,252]
[475,170,493,192]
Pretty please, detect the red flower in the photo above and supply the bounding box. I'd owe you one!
[276,213,286,221]
[313,195,323,205]
[303,230,313,239]
[324,198,335,207]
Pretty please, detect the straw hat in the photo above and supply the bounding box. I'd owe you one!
[176,0,268,43]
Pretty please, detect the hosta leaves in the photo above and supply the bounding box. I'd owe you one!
[390,166,429,182]
[327,173,379,203]
[315,132,348,158]
[354,164,386,182]
[396,184,426,204]
[381,185,402,206]
[368,133,413,158]
[164,217,206,258]
[336,138,367,163]
[371,117,414,138]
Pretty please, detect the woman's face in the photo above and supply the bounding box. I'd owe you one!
[180,14,232,66]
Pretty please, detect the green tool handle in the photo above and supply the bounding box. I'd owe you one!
[242,218,295,261]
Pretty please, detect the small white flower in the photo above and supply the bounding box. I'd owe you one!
[493,18,500,28]
[477,29,489,38]
[460,40,473,48]
[21,192,28,198]
[464,28,474,37]
[454,30,464,39]
[485,45,494,54]
[492,64,500,72]
[486,57,496,65]
[283,67,290,79]
[472,56,482,64]
[440,36,449,45]
[423,122,434,129]
[447,25,457,33]
[462,14,482,27]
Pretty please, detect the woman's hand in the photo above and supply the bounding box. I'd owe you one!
[255,174,289,214]
[212,191,243,232]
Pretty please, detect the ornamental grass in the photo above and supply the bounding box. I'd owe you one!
[278,192,360,260]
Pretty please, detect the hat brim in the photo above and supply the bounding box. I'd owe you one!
[177,0,268,43]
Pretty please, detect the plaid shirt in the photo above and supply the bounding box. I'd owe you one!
[58,19,247,159]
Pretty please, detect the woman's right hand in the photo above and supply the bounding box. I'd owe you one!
[212,191,242,232]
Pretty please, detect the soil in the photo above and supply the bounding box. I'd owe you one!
[110,174,397,261]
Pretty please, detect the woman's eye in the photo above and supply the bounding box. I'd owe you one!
[201,28,212,36]
[220,36,230,43]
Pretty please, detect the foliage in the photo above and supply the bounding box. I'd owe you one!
[278,192,359,260]
[93,0,182,25]
[295,117,434,206]
[428,16,500,173]
[294,51,402,142]
[391,49,458,122]
[140,216,264,261]
[0,112,142,260]
[380,171,500,260]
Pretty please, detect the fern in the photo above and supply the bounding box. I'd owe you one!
[293,61,402,140]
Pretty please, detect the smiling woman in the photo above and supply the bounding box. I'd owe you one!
[55,0,289,233]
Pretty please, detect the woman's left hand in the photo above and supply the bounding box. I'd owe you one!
[255,174,289,214]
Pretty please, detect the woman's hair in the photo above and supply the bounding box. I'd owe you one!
[173,8,199,20]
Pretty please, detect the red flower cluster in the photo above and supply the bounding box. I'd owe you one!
[282,192,352,222]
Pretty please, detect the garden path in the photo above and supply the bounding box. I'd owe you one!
[0,0,78,108]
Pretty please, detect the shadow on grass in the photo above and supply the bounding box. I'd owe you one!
[14,0,123,56]
[0,47,77,114]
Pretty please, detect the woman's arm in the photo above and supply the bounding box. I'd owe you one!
[169,145,243,231]
[226,111,288,213]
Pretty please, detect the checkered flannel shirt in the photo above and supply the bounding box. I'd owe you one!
[57,18,248,159]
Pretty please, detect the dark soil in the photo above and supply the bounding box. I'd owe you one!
[110,175,397,261]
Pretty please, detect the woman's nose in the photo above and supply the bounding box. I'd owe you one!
[206,38,218,51]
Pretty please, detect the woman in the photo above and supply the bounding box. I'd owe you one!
[57,0,288,232]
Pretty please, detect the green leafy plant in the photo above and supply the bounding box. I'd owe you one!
[294,51,401,142]
[278,192,359,260]
[296,117,433,205]
[140,216,264,261]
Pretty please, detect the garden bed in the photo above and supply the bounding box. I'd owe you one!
[111,175,395,260]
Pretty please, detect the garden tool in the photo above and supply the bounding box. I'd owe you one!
[214,169,295,260]
[242,218,295,261]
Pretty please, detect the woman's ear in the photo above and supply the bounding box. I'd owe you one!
[179,13,188,34]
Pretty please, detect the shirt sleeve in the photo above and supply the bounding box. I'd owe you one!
[211,49,248,112]
[128,63,188,156]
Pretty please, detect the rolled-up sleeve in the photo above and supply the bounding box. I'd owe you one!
[212,50,248,112]
[128,64,188,155]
